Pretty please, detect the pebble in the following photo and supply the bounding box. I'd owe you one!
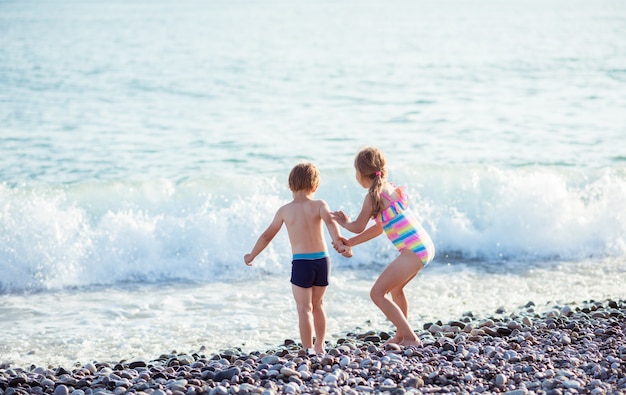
[504,390,528,395]
[279,367,299,377]
[428,324,443,334]
[53,385,69,395]
[213,367,240,382]
[1,298,624,394]
[261,355,280,365]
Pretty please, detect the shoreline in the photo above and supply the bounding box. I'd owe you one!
[1,298,624,395]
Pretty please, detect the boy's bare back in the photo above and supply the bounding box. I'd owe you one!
[244,163,351,266]
[279,195,333,255]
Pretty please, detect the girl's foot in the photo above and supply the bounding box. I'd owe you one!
[399,338,422,348]
[384,336,403,345]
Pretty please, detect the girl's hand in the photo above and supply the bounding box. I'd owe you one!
[331,211,350,226]
[339,245,353,258]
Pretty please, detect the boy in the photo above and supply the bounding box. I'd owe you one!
[244,163,351,354]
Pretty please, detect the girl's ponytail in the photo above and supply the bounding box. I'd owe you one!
[354,147,387,218]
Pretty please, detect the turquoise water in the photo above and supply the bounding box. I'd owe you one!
[1,0,625,368]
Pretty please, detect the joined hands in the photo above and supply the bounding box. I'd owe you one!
[333,236,352,258]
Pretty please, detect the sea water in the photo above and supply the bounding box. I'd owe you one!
[1,0,625,368]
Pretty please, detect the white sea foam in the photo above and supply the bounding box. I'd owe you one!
[1,165,625,293]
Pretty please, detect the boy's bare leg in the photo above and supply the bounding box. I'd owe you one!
[292,284,314,350]
[311,285,327,354]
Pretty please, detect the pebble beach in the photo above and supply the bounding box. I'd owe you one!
[2,299,624,395]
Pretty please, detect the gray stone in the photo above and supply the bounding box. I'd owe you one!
[261,355,280,365]
[214,386,228,395]
[279,367,299,377]
[563,379,582,390]
[214,367,241,382]
[428,324,443,334]
[323,374,337,384]
[504,390,528,395]
[560,305,573,317]
[54,385,69,395]
[128,360,148,369]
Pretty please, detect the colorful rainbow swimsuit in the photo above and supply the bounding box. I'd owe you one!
[376,186,435,266]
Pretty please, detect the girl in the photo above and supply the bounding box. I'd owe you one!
[331,147,435,347]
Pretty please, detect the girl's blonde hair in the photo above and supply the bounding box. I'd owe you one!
[354,147,387,218]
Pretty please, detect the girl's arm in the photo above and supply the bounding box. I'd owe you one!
[332,194,374,234]
[244,210,284,265]
[346,221,383,247]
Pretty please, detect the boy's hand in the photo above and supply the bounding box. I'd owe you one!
[332,237,348,252]
[244,254,254,266]
[339,245,353,258]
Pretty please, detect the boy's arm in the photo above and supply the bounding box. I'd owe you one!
[321,201,353,258]
[244,209,284,266]
[346,221,383,247]
[320,201,344,246]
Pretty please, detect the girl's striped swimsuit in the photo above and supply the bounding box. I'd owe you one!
[376,185,435,266]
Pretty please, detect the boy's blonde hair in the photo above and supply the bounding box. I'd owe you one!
[289,163,320,192]
[354,147,387,218]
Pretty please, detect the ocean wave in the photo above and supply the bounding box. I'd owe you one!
[1,165,625,293]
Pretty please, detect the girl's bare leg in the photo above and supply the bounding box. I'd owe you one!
[384,275,413,344]
[370,250,423,346]
[390,272,416,318]
[311,285,327,354]
[380,276,411,344]
[292,284,314,350]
